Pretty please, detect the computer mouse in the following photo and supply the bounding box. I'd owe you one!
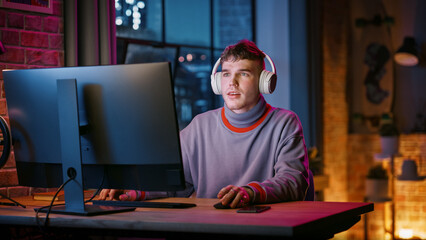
[213,202,231,209]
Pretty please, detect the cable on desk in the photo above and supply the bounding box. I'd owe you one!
[35,170,105,230]
[35,177,73,229]
[85,169,106,203]
[0,193,26,208]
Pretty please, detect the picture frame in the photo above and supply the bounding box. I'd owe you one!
[0,0,53,14]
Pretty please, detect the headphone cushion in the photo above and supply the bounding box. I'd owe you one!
[211,73,222,95]
[259,70,277,94]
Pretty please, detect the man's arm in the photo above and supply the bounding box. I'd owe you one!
[248,133,309,203]
[215,112,309,206]
[215,136,308,207]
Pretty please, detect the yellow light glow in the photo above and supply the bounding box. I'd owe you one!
[399,228,413,239]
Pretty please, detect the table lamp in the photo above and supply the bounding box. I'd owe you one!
[394,37,419,67]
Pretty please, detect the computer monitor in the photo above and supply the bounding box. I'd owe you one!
[3,62,186,215]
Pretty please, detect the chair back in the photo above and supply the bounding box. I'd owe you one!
[304,169,315,201]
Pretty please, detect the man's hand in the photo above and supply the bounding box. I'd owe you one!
[98,189,123,201]
[99,189,145,201]
[217,185,253,208]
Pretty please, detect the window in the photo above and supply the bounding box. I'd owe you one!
[115,0,255,129]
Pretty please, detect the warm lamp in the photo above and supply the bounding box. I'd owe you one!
[399,228,414,239]
[394,37,419,67]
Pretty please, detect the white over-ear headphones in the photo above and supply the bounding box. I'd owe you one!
[210,52,277,95]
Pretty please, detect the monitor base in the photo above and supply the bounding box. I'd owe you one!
[35,205,135,216]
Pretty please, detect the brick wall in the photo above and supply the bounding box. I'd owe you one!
[344,134,426,239]
[0,0,63,198]
[322,0,350,203]
[322,1,426,239]
[393,134,426,239]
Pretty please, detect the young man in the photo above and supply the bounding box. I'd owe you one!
[100,40,309,208]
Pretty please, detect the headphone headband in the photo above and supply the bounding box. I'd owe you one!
[210,52,277,95]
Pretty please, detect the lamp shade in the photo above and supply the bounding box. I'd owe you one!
[394,37,419,66]
[397,159,425,181]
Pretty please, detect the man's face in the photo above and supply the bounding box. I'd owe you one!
[220,59,261,114]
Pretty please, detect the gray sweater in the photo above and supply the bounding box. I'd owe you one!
[146,96,309,203]
[162,96,309,203]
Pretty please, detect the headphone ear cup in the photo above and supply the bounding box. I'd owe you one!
[259,70,277,94]
[211,73,222,95]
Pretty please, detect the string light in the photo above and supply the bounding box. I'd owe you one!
[115,0,146,30]
[137,1,145,9]
[115,17,123,26]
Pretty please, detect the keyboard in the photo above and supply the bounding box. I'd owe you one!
[90,200,196,209]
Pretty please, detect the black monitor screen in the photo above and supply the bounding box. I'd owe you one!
[4,62,185,192]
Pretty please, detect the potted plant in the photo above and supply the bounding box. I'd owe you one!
[378,113,399,156]
[365,164,389,201]
[308,146,322,175]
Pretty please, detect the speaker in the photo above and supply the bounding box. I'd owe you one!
[210,52,277,95]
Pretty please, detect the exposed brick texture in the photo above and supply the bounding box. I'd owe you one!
[43,16,60,33]
[0,168,18,187]
[322,0,350,205]
[345,135,426,239]
[7,12,24,29]
[49,34,63,49]
[0,0,64,200]
[8,186,30,197]
[21,31,49,48]
[52,0,63,16]
[0,10,5,27]
[0,46,25,63]
[0,76,4,95]
[322,1,426,239]
[0,98,7,115]
[1,29,20,45]
[3,152,15,169]
[25,15,43,31]
[0,187,7,197]
[26,49,59,66]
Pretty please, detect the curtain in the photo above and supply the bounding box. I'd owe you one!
[64,0,116,66]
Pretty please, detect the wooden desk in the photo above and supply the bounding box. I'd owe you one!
[0,197,373,239]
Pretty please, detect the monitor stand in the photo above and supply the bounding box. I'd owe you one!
[35,79,135,216]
